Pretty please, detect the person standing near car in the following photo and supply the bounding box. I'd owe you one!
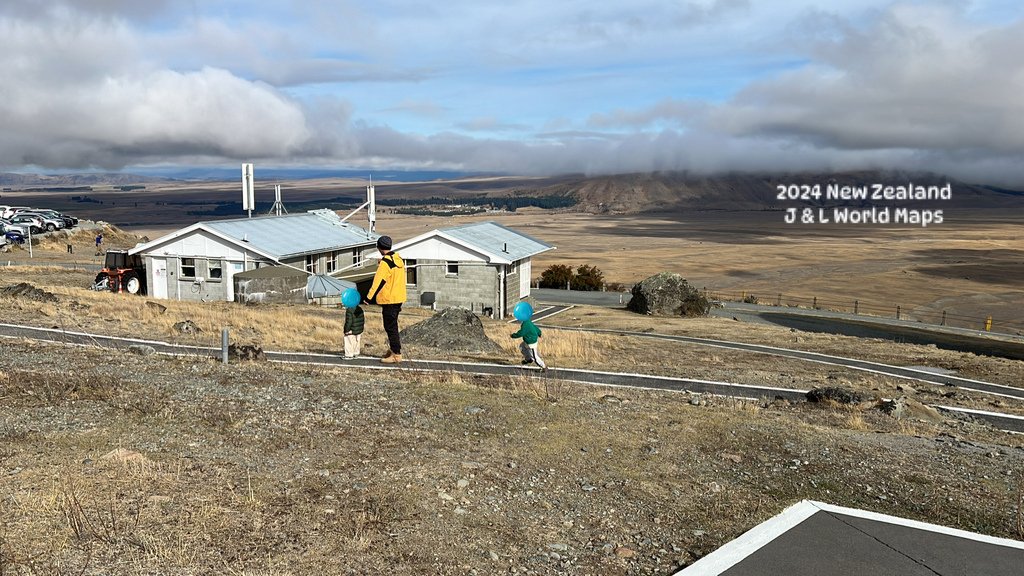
[367,235,406,364]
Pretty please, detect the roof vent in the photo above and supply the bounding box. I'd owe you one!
[503,242,508,253]
[242,234,249,242]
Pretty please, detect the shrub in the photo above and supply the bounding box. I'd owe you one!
[571,264,605,291]
[539,264,574,289]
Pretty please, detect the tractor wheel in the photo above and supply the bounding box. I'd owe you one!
[93,272,110,291]
[123,271,142,295]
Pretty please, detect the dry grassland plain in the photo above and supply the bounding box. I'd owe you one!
[2,182,1024,574]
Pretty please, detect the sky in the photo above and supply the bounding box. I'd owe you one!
[1,0,1023,184]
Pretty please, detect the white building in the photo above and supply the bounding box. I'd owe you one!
[129,209,378,302]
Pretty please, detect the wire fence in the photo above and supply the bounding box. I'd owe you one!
[704,288,1024,337]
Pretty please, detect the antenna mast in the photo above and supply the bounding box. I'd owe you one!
[269,184,288,216]
[367,174,376,234]
[241,163,255,218]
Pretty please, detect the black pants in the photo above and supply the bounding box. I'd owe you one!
[382,303,402,354]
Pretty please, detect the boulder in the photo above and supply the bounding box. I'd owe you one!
[806,386,866,405]
[400,307,502,353]
[626,272,709,317]
[229,343,266,361]
[173,320,202,335]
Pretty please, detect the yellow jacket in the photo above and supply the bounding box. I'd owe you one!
[369,252,407,304]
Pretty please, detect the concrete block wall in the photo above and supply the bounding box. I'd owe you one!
[408,259,498,316]
[163,256,229,302]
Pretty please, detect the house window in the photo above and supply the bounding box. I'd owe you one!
[181,258,196,278]
[209,260,223,280]
[353,249,362,266]
[446,261,459,277]
[406,259,417,285]
[305,255,319,274]
[326,251,338,274]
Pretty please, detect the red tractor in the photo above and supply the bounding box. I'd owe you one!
[93,249,147,295]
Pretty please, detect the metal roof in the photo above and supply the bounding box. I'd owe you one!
[437,221,554,262]
[203,209,377,259]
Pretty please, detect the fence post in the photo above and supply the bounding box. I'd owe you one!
[777,293,782,306]
[854,300,859,314]
[985,316,992,331]
[940,310,946,326]
[812,296,817,309]
[566,280,570,290]
[222,328,229,365]
[896,305,901,320]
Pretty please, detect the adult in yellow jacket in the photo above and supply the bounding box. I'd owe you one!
[367,235,407,363]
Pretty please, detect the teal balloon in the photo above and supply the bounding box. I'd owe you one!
[513,301,533,321]
[341,288,361,308]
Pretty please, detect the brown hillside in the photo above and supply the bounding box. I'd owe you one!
[524,171,1022,214]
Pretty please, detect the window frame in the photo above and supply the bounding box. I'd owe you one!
[406,258,417,286]
[445,261,459,277]
[180,257,196,278]
[208,259,223,281]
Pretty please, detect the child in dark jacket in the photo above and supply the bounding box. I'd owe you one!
[343,303,365,359]
[511,318,546,371]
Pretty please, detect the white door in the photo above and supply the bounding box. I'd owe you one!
[151,258,168,299]
[226,261,244,301]
[519,259,531,298]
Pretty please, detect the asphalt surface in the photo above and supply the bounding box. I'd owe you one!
[2,322,1023,432]
[537,325,1024,402]
[532,289,1024,360]
[678,502,1024,576]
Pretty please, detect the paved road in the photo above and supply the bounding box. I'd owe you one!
[2,322,1022,432]
[533,289,1024,359]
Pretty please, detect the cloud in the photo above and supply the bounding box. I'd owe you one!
[0,2,1022,186]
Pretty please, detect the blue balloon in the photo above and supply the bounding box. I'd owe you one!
[513,301,533,321]
[341,288,361,308]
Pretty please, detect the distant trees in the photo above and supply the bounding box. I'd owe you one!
[539,264,574,289]
[538,263,606,291]
[571,264,605,291]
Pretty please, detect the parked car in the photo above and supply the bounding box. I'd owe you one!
[9,214,44,234]
[17,211,65,232]
[1,206,32,219]
[0,221,26,244]
[37,209,78,229]
[0,218,28,236]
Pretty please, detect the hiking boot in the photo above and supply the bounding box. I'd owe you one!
[521,359,532,365]
[381,353,402,364]
[382,350,393,359]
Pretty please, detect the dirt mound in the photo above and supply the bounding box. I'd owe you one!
[627,272,710,317]
[1,282,58,303]
[400,307,502,353]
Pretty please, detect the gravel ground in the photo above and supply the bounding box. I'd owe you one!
[2,338,1023,575]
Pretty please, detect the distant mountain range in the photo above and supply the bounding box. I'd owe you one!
[515,171,1024,213]
[2,169,1020,213]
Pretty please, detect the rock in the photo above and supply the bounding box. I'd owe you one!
[1,282,58,303]
[399,307,503,353]
[626,272,710,317]
[127,344,156,356]
[489,551,500,561]
[547,543,568,552]
[875,396,944,423]
[457,479,470,490]
[229,343,266,361]
[719,452,742,463]
[615,546,637,559]
[173,320,203,335]
[877,397,906,418]
[806,386,867,405]
[100,448,150,465]
[465,406,486,415]
[145,301,168,314]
